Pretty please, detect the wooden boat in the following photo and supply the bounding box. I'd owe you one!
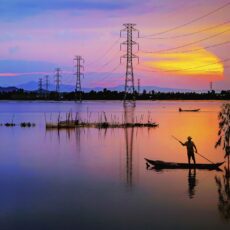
[179,108,200,112]
[145,158,224,170]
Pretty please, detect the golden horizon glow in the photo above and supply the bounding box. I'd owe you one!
[143,47,224,76]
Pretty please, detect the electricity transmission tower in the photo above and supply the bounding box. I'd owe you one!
[74,55,84,101]
[137,78,140,95]
[210,81,213,91]
[38,78,43,96]
[55,68,61,93]
[45,75,49,92]
[44,75,49,98]
[120,23,139,106]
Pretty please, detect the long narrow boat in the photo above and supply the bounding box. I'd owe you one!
[145,158,224,170]
[179,108,200,112]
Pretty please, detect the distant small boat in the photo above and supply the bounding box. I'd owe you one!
[179,108,200,112]
[145,158,224,170]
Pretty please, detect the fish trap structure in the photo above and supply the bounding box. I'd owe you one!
[45,112,159,130]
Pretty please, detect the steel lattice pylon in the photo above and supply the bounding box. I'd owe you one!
[120,23,139,106]
[45,75,49,92]
[44,75,49,98]
[54,68,61,93]
[38,78,43,96]
[74,55,84,101]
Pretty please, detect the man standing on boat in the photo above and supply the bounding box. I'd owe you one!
[179,136,197,165]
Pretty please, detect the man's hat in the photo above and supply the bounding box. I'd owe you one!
[187,136,192,140]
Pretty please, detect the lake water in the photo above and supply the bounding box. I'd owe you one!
[0,100,229,230]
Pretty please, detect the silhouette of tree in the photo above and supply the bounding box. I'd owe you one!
[3,88,230,100]
[215,103,230,220]
[215,103,230,162]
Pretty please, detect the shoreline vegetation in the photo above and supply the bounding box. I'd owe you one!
[0,122,36,127]
[1,88,230,100]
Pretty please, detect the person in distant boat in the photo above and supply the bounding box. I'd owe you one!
[179,136,197,165]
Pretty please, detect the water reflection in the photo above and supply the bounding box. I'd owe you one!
[1,101,230,229]
[75,128,81,155]
[149,166,199,199]
[124,104,135,188]
[188,169,197,199]
[45,106,137,189]
[215,166,230,221]
[46,128,82,154]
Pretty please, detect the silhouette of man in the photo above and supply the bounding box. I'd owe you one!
[180,136,197,165]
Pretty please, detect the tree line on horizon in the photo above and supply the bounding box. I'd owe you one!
[1,88,230,100]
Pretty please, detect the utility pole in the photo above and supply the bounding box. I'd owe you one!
[74,55,84,101]
[55,68,61,93]
[120,23,139,106]
[38,78,43,96]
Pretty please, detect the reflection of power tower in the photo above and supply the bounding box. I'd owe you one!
[120,23,139,106]
[38,78,43,95]
[55,68,61,93]
[74,56,84,101]
[124,104,135,188]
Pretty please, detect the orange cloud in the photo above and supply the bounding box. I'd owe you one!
[142,47,224,76]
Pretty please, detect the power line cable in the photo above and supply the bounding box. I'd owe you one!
[141,1,230,38]
[141,20,230,40]
[140,40,230,55]
[167,40,230,53]
[141,28,230,53]
[88,50,120,74]
[90,63,121,85]
[87,38,120,66]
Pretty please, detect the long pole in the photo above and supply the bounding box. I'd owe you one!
[172,135,215,164]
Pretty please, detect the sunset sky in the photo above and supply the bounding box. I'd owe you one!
[0,0,229,90]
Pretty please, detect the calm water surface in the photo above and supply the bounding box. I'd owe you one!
[0,100,229,230]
